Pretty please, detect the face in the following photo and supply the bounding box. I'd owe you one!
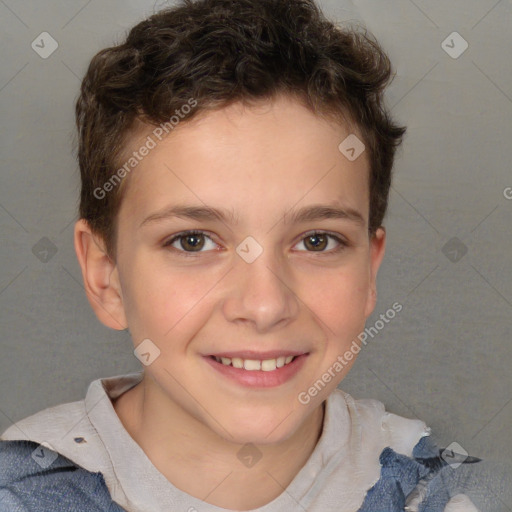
[107,95,385,444]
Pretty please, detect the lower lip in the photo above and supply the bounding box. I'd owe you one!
[204,354,308,388]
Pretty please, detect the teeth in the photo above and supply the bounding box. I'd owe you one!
[213,355,297,371]
[244,359,261,371]
[261,359,277,371]
[232,357,244,369]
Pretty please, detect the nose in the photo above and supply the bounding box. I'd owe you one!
[222,248,300,333]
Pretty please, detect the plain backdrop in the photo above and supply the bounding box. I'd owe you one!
[1,0,511,493]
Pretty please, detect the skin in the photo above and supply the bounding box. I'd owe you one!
[74,94,386,510]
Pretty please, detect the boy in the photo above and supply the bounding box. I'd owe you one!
[0,0,496,510]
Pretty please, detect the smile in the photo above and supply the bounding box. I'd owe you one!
[210,355,296,371]
[204,353,309,388]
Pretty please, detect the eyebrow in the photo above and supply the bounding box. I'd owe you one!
[139,203,366,228]
[140,205,238,227]
[282,204,366,227]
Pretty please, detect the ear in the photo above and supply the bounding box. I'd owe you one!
[73,219,127,330]
[364,226,386,318]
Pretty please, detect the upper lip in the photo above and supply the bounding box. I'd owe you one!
[206,350,308,360]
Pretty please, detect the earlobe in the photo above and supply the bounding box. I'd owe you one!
[73,219,127,330]
[364,227,386,318]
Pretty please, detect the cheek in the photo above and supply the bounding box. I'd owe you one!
[301,264,370,334]
[121,261,219,342]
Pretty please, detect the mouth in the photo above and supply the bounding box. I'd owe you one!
[204,352,309,388]
[209,354,298,371]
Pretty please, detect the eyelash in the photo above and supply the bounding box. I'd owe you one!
[162,230,349,257]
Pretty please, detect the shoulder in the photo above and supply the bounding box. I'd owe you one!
[1,399,88,443]
[0,440,125,511]
[331,390,430,456]
[1,395,112,476]
[0,439,81,485]
[329,391,482,511]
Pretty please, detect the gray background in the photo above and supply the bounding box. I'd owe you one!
[1,0,511,497]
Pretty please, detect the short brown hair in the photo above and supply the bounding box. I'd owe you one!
[75,0,406,260]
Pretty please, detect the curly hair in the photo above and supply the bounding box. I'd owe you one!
[75,0,406,261]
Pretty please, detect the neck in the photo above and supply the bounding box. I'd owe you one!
[113,372,326,510]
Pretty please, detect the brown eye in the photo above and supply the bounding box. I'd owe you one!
[294,231,347,253]
[164,230,218,254]
[304,233,328,251]
[180,233,205,251]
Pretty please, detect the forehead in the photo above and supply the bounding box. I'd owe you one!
[117,95,369,225]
